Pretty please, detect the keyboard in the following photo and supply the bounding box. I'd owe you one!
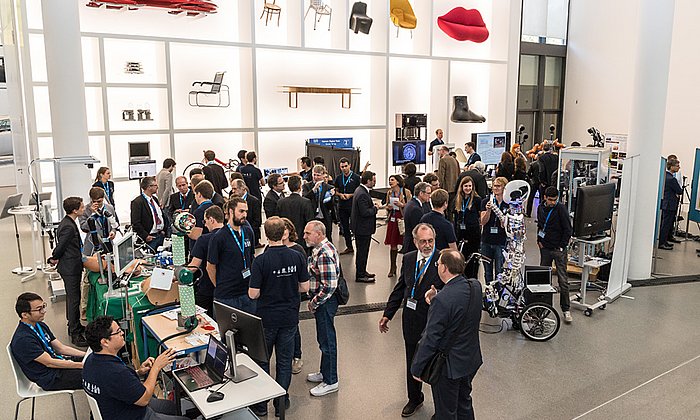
[186,366,214,388]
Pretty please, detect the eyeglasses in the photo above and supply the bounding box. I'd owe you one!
[110,328,124,336]
[30,303,47,313]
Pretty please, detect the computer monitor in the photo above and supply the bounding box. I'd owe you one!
[214,301,269,383]
[112,233,135,277]
[128,142,150,161]
[525,265,552,286]
[572,183,616,238]
[392,141,427,166]
[471,131,512,165]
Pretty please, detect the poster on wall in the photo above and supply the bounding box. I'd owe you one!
[690,148,700,223]
[308,137,353,149]
[605,133,627,183]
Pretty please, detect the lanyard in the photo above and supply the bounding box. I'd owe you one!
[179,191,189,210]
[412,248,435,299]
[197,199,212,210]
[101,181,110,200]
[94,210,108,237]
[23,322,64,360]
[227,224,248,269]
[341,172,353,191]
[461,196,471,213]
[542,206,556,231]
[242,192,248,201]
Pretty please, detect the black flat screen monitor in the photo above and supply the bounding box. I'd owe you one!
[214,301,268,363]
[471,132,512,165]
[128,142,150,160]
[392,141,426,166]
[572,183,616,238]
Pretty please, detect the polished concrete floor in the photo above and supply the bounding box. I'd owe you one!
[2,187,700,419]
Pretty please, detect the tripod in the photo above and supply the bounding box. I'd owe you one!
[673,175,699,240]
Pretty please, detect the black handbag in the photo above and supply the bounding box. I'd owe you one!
[419,279,474,385]
[334,275,350,305]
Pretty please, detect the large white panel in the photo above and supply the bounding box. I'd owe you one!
[28,35,102,84]
[254,0,302,47]
[109,134,171,179]
[106,87,170,131]
[256,49,384,128]
[388,0,430,56]
[28,34,47,83]
[103,39,167,84]
[170,43,254,129]
[432,0,511,61]
[85,87,104,132]
[388,57,432,116]
[26,0,43,30]
[303,0,347,50]
[448,61,509,148]
[82,37,102,83]
[348,0,388,53]
[113,179,141,223]
[79,2,243,43]
[173,132,252,176]
[34,86,52,133]
[89,136,108,169]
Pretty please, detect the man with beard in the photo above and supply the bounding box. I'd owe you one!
[206,197,257,314]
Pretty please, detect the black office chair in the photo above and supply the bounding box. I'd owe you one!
[349,2,372,34]
[188,72,230,108]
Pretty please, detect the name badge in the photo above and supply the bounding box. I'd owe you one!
[406,298,417,310]
[242,268,251,279]
[490,227,499,234]
[459,222,466,230]
[538,230,546,239]
[390,217,396,222]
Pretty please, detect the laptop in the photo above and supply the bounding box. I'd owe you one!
[524,266,556,293]
[174,335,228,392]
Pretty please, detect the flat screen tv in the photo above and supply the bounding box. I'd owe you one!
[572,183,616,238]
[392,141,427,166]
[471,131,512,165]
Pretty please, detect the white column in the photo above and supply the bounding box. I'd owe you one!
[627,0,675,279]
[41,0,90,201]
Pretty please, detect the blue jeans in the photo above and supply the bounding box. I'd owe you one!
[314,295,339,384]
[259,326,296,407]
[294,326,302,359]
[147,233,165,251]
[480,242,505,285]
[214,294,257,315]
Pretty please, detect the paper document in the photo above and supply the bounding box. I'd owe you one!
[150,268,174,290]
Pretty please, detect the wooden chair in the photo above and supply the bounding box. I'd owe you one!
[305,0,332,31]
[261,0,282,26]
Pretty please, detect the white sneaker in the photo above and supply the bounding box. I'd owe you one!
[310,381,339,397]
[292,358,303,374]
[306,372,323,383]
[564,311,573,323]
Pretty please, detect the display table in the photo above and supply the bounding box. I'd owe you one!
[570,236,611,316]
[141,309,219,360]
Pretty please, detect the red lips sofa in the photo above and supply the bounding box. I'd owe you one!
[437,7,489,42]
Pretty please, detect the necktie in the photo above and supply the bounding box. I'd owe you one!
[150,198,162,226]
[417,258,427,284]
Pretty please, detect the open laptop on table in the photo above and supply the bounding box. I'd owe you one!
[174,335,228,392]
[524,265,557,293]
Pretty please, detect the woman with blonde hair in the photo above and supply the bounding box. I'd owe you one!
[453,176,482,278]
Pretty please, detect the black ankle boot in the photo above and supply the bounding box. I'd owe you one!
[450,95,486,123]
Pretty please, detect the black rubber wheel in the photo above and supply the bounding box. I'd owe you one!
[584,309,593,317]
[600,304,607,310]
[519,303,560,341]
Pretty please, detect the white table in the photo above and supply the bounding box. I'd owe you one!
[173,353,286,419]
[571,236,611,316]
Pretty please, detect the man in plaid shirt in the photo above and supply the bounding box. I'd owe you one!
[303,220,340,397]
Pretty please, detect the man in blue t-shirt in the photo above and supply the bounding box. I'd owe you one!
[480,177,509,284]
[188,179,215,249]
[207,197,257,314]
[240,151,265,201]
[248,217,310,417]
[10,292,85,391]
[419,189,458,251]
[82,316,184,420]
[189,205,225,316]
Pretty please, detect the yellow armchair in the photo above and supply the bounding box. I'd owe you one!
[390,0,417,35]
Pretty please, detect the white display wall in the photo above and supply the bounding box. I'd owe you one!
[21,0,520,221]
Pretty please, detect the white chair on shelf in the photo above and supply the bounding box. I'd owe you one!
[7,344,78,420]
[305,0,332,31]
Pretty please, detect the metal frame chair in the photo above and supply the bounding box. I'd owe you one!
[305,0,332,31]
[7,344,78,420]
[188,72,230,108]
[260,0,282,26]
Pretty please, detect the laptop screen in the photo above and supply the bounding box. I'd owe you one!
[205,335,228,378]
[525,267,552,286]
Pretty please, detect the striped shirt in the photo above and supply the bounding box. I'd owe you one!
[308,238,339,309]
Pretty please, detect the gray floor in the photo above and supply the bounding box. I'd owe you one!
[2,187,700,419]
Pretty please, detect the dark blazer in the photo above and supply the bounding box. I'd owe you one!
[404,175,421,196]
[130,194,170,241]
[384,250,444,343]
[166,190,194,220]
[466,152,481,166]
[277,193,315,243]
[455,170,489,199]
[411,275,483,380]
[263,190,284,218]
[402,197,429,253]
[246,194,262,228]
[350,185,377,236]
[303,182,334,223]
[662,171,683,211]
[212,192,226,209]
[538,152,559,187]
[52,216,83,276]
[202,163,228,195]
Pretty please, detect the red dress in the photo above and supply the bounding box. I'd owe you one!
[384,189,406,246]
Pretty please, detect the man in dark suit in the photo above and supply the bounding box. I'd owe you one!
[402,182,432,254]
[278,175,314,248]
[464,141,481,166]
[351,170,378,283]
[201,150,228,195]
[454,161,489,200]
[263,173,286,218]
[49,197,87,347]
[333,158,361,254]
[166,175,194,221]
[411,249,483,420]
[231,178,263,248]
[130,176,170,250]
[538,142,559,198]
[303,165,335,241]
[659,158,683,250]
[380,223,443,417]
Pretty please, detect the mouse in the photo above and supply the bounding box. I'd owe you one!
[207,391,224,403]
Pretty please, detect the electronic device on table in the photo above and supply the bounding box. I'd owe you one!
[572,183,616,239]
[128,142,157,179]
[214,301,269,383]
[472,131,512,165]
[113,232,135,277]
[174,335,228,392]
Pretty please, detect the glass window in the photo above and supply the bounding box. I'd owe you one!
[521,0,569,45]
[518,55,539,110]
[517,112,537,151]
[543,56,563,109]
[541,112,561,142]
